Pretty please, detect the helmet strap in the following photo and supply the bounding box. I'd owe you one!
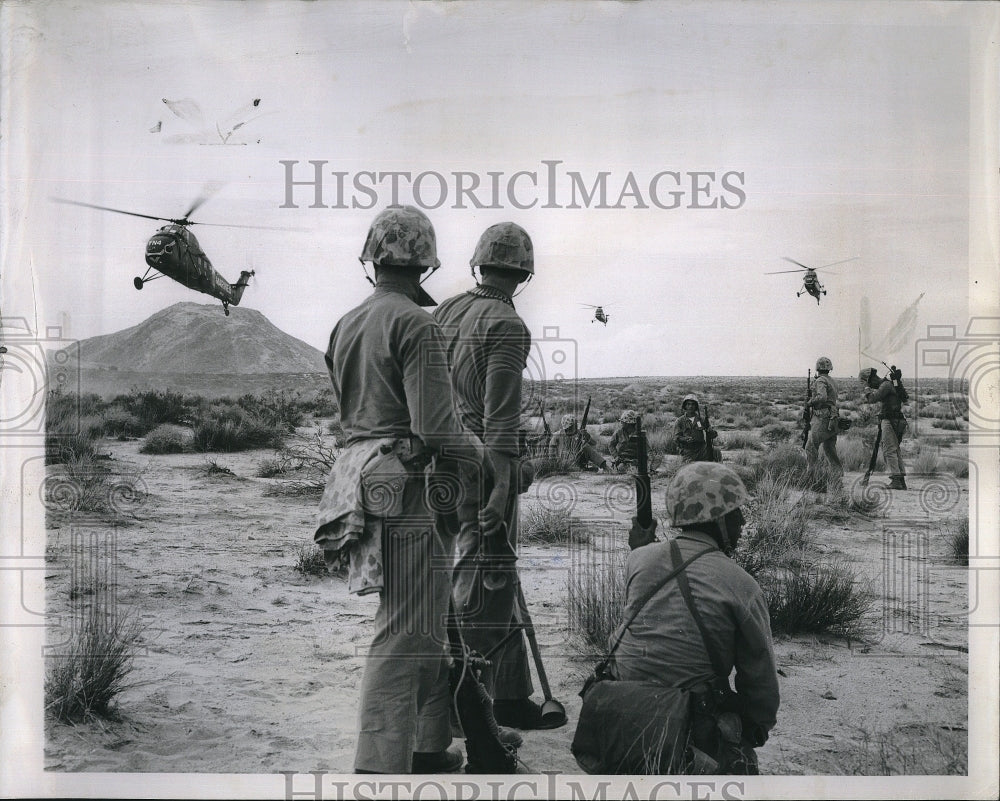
[471,265,481,286]
[420,262,440,285]
[359,258,376,288]
[512,273,532,298]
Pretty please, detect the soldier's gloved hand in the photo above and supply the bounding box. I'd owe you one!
[628,516,657,549]
[479,487,507,538]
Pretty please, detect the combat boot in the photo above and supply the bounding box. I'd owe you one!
[888,475,908,491]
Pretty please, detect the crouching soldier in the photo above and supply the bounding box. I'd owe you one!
[615,462,780,774]
[610,410,639,472]
[549,414,609,472]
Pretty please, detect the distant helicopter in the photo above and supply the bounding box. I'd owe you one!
[580,303,610,325]
[765,257,860,305]
[52,194,294,315]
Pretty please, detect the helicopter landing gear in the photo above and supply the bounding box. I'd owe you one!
[222,302,230,316]
[134,277,144,290]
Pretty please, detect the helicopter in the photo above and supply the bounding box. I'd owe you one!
[51,194,293,315]
[765,257,860,304]
[580,303,610,325]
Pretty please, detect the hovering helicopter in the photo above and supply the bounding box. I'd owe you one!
[51,194,293,315]
[580,303,610,325]
[765,257,860,305]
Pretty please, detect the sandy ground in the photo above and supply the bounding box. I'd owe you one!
[44,436,968,776]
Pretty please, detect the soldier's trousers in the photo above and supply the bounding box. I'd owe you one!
[880,418,907,477]
[452,462,533,701]
[354,477,454,774]
[806,416,844,489]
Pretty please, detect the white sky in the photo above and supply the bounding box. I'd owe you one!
[2,0,997,380]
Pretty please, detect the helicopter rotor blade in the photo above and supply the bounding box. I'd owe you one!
[781,257,812,271]
[764,268,808,275]
[186,221,311,232]
[51,197,173,223]
[814,256,861,271]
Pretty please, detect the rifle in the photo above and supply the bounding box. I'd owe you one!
[801,369,812,449]
[861,424,883,487]
[634,414,653,527]
[580,395,592,432]
[701,404,718,462]
[540,400,552,440]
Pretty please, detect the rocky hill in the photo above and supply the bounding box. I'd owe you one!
[68,302,326,374]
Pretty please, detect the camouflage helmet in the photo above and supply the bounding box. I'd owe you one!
[359,205,440,271]
[816,356,833,372]
[470,222,534,276]
[681,394,700,411]
[619,410,639,425]
[666,462,750,528]
[560,413,577,431]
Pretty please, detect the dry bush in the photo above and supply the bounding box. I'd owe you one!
[719,430,763,451]
[761,422,792,444]
[567,547,628,654]
[45,609,145,722]
[950,518,969,566]
[755,443,830,492]
[762,562,873,637]
[192,405,286,452]
[520,504,588,545]
[736,470,811,578]
[841,724,966,775]
[295,544,330,576]
[529,449,580,479]
[139,424,187,454]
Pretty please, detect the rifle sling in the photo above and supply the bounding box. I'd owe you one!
[671,539,728,679]
[598,543,717,675]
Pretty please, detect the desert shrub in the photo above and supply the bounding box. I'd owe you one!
[100,408,145,440]
[529,450,579,478]
[198,458,236,477]
[599,425,614,437]
[520,504,587,544]
[736,470,811,578]
[112,388,189,431]
[237,389,305,432]
[754,443,829,492]
[46,395,104,464]
[910,449,941,474]
[257,453,294,477]
[837,435,880,472]
[720,430,763,451]
[295,544,329,576]
[761,423,791,444]
[192,405,286,452]
[567,547,628,654]
[939,456,969,479]
[932,418,966,431]
[45,609,144,722]
[263,429,338,495]
[139,424,187,454]
[763,562,873,637]
[950,518,969,566]
[841,724,966,775]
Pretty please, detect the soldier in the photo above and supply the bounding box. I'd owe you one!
[805,356,845,499]
[434,222,566,732]
[617,463,780,774]
[315,205,490,774]
[673,395,719,462]
[860,366,908,490]
[548,414,609,472]
[610,409,639,471]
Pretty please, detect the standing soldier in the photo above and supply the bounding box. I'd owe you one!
[860,366,908,489]
[435,222,566,731]
[673,395,719,462]
[315,205,489,774]
[548,414,610,472]
[805,357,845,500]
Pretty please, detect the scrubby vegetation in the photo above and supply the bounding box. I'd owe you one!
[520,504,587,544]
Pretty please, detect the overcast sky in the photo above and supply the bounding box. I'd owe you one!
[3,1,996,378]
